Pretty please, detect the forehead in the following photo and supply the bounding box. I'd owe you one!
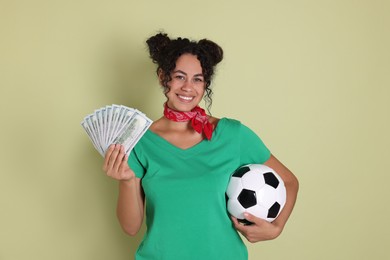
[174,54,203,74]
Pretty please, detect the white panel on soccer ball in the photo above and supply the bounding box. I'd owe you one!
[227,199,245,219]
[246,204,268,221]
[240,171,265,191]
[257,185,278,209]
[226,177,243,199]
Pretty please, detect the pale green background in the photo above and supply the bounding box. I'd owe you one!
[1,0,389,259]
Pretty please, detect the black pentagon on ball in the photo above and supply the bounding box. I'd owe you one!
[263,172,280,189]
[232,166,251,178]
[267,202,281,218]
[238,189,257,209]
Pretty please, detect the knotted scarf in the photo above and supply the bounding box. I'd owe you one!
[163,103,213,140]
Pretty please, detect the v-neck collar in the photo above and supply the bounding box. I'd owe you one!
[144,118,227,158]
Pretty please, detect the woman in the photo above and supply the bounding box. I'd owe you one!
[103,32,299,260]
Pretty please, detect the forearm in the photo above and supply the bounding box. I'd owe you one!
[272,173,299,233]
[264,155,299,235]
[116,177,145,236]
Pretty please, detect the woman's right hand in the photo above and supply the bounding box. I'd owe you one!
[103,144,135,181]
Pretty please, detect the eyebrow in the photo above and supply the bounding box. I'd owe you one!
[173,70,204,77]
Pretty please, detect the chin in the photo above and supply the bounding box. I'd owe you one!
[168,101,198,112]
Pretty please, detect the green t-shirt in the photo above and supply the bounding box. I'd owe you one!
[128,118,271,260]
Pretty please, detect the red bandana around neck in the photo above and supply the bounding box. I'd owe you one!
[163,103,214,140]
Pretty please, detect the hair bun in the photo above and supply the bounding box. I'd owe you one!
[198,39,224,65]
[146,33,171,64]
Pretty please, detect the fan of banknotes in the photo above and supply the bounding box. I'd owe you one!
[81,105,152,157]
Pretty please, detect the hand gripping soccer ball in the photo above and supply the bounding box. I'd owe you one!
[226,164,286,225]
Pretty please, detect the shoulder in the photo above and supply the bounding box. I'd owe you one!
[218,118,260,137]
[214,117,242,128]
[211,117,244,135]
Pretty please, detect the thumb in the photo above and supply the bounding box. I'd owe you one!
[244,212,267,225]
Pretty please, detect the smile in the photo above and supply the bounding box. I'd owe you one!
[177,95,194,101]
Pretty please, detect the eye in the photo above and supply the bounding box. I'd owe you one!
[194,77,204,83]
[174,75,185,80]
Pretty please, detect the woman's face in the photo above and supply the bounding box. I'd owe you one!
[163,54,205,112]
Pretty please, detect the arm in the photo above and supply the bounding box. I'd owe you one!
[116,178,145,236]
[232,154,299,242]
[103,144,145,236]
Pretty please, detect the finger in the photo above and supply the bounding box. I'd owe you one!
[113,145,126,173]
[107,144,121,170]
[244,212,267,226]
[103,144,116,171]
[122,153,129,162]
[118,155,130,178]
[230,216,238,225]
[231,216,246,232]
[106,144,118,168]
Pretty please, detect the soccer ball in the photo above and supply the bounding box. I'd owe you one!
[226,164,286,224]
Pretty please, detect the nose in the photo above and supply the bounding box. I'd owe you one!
[181,79,194,92]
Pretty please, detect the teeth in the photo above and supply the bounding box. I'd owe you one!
[178,95,193,101]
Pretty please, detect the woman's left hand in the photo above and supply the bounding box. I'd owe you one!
[231,213,282,243]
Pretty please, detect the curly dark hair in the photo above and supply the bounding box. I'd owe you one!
[146,32,223,112]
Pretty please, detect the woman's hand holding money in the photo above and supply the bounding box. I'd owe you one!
[103,144,135,181]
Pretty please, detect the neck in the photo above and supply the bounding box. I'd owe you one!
[160,117,193,130]
[162,102,214,140]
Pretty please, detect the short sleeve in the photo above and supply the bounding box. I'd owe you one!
[128,147,145,179]
[239,123,271,165]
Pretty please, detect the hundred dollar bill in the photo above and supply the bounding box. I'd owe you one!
[81,105,152,157]
[104,105,112,147]
[107,104,122,145]
[81,119,103,156]
[113,107,136,143]
[114,112,151,155]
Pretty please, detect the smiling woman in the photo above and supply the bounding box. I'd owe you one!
[102,32,299,260]
[147,33,223,113]
[163,54,206,112]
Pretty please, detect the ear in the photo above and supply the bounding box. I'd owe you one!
[157,68,165,86]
